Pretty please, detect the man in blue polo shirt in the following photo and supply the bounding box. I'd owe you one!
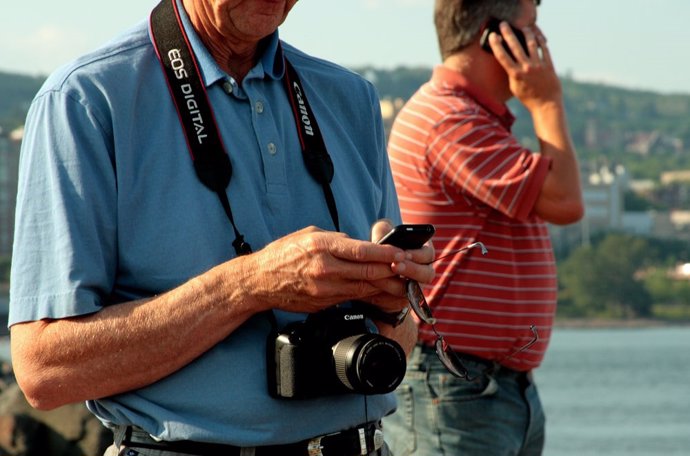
[8,0,434,455]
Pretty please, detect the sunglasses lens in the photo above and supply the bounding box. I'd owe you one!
[434,337,469,379]
[406,280,436,324]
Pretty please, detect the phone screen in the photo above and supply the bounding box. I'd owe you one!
[377,224,435,250]
[479,17,529,59]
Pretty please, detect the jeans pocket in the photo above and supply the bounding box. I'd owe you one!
[436,371,498,402]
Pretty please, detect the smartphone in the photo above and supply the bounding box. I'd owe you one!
[480,17,529,59]
[377,224,435,250]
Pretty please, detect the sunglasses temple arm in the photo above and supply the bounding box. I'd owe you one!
[497,325,539,363]
[432,242,488,264]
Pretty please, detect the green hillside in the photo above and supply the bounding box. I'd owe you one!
[3,67,690,181]
[354,66,690,181]
[0,71,45,130]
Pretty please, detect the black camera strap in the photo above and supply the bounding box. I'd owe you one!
[282,58,339,233]
[150,0,339,257]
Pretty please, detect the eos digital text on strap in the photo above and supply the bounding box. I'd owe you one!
[150,0,340,257]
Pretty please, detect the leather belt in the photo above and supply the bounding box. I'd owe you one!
[416,343,528,375]
[416,343,497,368]
[121,422,385,456]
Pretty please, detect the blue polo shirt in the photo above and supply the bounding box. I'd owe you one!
[9,1,401,446]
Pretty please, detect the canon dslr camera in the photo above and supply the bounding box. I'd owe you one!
[268,306,406,399]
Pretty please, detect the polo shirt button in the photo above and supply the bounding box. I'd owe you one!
[267,143,277,155]
[222,81,233,94]
[255,101,264,114]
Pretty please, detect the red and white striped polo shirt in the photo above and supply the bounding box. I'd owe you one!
[388,65,555,371]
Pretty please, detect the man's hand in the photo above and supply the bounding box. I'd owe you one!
[236,224,433,315]
[489,23,562,111]
[368,219,434,354]
[366,219,435,310]
[489,22,584,225]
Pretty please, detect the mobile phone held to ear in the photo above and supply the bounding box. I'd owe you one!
[378,224,435,250]
[480,17,529,59]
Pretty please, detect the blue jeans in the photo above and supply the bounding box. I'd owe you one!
[382,346,545,456]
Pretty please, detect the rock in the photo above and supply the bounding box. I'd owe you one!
[0,414,52,455]
[0,383,111,456]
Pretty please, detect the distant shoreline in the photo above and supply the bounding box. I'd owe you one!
[554,317,690,329]
[1,289,689,332]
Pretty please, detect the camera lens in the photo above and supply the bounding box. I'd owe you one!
[332,334,406,394]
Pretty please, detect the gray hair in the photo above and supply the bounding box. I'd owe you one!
[434,0,535,60]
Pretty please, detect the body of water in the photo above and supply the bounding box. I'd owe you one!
[536,326,690,455]
[0,316,687,454]
[0,292,8,360]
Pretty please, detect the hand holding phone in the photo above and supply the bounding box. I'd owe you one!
[377,224,435,250]
[367,224,435,327]
[480,17,529,60]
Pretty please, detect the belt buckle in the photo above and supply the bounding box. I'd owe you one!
[307,436,324,456]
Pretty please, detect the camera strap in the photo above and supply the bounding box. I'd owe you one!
[150,0,339,257]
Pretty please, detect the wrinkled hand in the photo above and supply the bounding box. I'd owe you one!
[236,225,432,315]
[489,23,562,111]
[364,219,435,314]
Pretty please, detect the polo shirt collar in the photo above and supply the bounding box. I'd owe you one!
[431,65,515,129]
[158,0,285,88]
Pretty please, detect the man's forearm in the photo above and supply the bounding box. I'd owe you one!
[11,261,257,410]
[377,316,419,357]
[531,100,584,224]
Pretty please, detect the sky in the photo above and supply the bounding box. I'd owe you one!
[2,0,689,95]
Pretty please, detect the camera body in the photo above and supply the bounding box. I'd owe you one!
[268,306,406,399]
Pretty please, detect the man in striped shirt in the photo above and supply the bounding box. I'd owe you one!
[382,0,583,454]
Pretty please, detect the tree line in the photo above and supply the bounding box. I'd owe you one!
[557,233,690,321]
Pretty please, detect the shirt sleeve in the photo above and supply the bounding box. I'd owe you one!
[428,110,551,222]
[9,88,117,326]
